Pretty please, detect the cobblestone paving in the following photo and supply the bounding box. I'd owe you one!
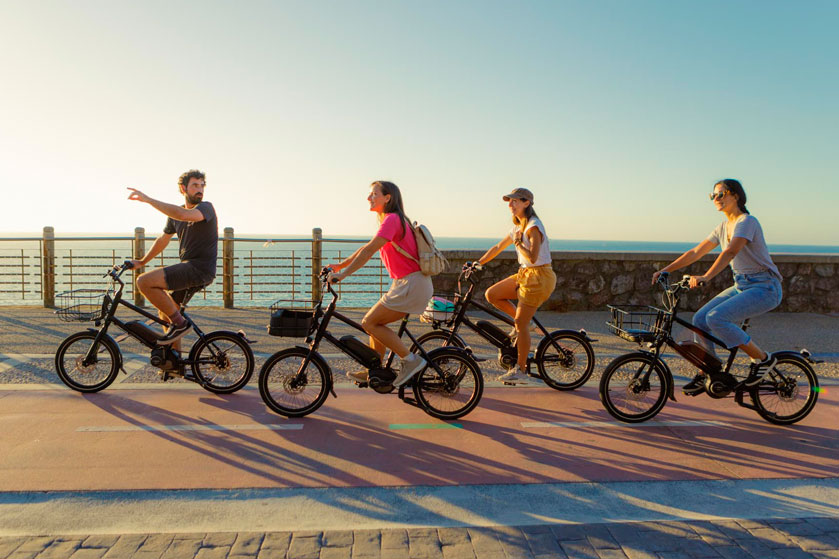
[2,518,839,559]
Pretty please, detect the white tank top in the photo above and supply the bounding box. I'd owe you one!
[510,217,551,267]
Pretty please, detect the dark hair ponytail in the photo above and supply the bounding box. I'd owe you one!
[372,180,409,240]
[715,179,749,214]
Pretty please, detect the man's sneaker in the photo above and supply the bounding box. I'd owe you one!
[682,374,707,395]
[497,368,530,384]
[346,370,368,383]
[157,321,192,345]
[744,354,777,387]
[393,354,426,387]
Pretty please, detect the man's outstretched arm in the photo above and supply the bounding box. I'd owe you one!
[127,188,205,222]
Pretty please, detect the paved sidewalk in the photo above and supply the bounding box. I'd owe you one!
[1,306,837,558]
[2,517,839,558]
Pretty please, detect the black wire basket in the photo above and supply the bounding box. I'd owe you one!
[267,299,315,337]
[55,289,108,322]
[606,305,666,343]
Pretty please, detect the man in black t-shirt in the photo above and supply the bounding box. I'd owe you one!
[128,169,218,345]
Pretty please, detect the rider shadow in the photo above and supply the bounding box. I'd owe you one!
[470,389,839,482]
[82,391,371,487]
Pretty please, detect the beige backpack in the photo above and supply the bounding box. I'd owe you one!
[392,221,449,276]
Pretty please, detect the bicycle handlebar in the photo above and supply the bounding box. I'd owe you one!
[460,261,484,282]
[104,260,133,281]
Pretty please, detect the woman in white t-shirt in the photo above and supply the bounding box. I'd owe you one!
[475,188,557,383]
[653,179,783,395]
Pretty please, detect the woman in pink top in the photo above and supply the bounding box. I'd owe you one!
[328,181,434,387]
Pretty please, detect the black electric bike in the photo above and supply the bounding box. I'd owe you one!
[258,268,483,419]
[413,262,595,389]
[600,272,820,425]
[54,261,255,394]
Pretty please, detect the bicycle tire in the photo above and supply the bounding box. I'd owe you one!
[535,330,595,391]
[410,330,467,352]
[259,348,330,418]
[413,347,483,420]
[55,331,120,393]
[751,355,819,425]
[190,331,255,394]
[599,353,670,423]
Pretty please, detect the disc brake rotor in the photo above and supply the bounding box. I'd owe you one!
[74,356,97,375]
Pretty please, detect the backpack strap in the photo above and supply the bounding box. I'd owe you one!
[390,221,420,264]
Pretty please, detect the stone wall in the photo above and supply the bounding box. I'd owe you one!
[436,251,839,313]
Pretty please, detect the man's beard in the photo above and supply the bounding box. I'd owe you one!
[186,193,203,205]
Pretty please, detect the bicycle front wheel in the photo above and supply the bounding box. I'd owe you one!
[599,353,670,423]
[751,355,819,425]
[55,331,120,393]
[190,332,254,394]
[259,348,330,418]
[413,347,483,420]
[536,331,595,391]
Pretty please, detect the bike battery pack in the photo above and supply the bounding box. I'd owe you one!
[475,320,512,347]
[339,335,382,369]
[673,341,723,372]
[124,320,163,345]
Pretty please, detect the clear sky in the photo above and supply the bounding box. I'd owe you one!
[1,0,836,244]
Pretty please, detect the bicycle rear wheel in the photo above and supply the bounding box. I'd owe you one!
[259,348,330,418]
[751,355,819,425]
[536,331,595,390]
[55,331,120,393]
[191,331,254,394]
[410,330,467,352]
[413,347,483,420]
[599,353,669,423]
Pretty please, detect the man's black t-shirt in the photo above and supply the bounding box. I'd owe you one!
[163,201,218,279]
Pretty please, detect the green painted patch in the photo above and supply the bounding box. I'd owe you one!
[389,423,463,430]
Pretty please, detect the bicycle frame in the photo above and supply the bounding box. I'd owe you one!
[292,276,458,393]
[633,275,754,403]
[432,266,578,362]
[81,267,210,367]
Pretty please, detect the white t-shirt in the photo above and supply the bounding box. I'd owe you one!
[510,216,552,268]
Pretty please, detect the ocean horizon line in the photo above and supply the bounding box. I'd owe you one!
[0,232,837,254]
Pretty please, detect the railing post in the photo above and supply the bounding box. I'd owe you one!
[133,227,145,307]
[312,228,322,302]
[42,226,55,308]
[223,227,234,309]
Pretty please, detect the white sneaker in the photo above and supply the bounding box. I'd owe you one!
[393,354,426,387]
[497,368,530,384]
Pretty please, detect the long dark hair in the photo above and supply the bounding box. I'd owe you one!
[372,180,409,240]
[715,179,749,214]
[513,201,539,229]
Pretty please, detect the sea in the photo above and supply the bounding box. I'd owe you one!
[0,233,836,307]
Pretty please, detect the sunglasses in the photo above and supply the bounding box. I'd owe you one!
[709,191,727,201]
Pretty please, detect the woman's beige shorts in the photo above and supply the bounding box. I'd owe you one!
[513,264,557,308]
[380,271,434,314]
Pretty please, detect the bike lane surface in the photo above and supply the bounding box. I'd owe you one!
[1,383,837,537]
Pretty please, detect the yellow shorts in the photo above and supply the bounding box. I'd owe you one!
[513,264,557,308]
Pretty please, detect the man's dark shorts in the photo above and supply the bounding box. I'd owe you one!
[163,262,215,307]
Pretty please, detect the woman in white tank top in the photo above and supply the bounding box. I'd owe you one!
[475,188,557,383]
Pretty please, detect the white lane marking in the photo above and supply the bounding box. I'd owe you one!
[76,423,304,433]
[521,420,729,429]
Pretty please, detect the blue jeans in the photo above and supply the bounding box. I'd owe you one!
[692,271,782,353]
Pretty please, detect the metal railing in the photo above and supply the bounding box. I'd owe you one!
[0,227,390,309]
